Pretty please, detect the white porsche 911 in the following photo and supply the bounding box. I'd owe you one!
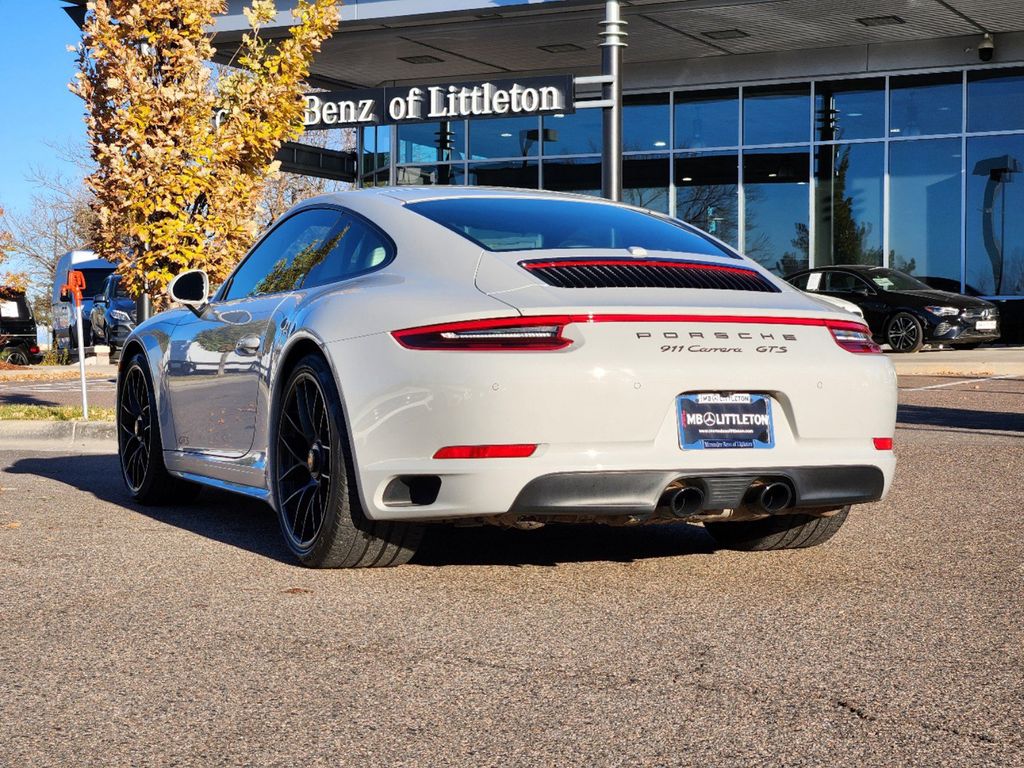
[117,187,896,568]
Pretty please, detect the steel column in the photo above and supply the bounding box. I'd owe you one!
[599,1,626,201]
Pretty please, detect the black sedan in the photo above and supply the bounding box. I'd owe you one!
[88,273,136,352]
[785,265,999,353]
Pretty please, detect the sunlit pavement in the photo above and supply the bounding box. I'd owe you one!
[0,378,1021,766]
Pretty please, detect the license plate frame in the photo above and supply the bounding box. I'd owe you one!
[677,393,775,450]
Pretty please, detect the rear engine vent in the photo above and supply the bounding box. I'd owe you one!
[520,258,780,292]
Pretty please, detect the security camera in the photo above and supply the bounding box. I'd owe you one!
[978,33,995,62]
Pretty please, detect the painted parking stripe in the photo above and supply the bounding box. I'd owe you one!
[904,373,1021,392]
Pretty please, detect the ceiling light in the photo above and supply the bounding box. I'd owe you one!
[500,132,513,138]
[702,29,749,41]
[552,113,565,119]
[856,15,905,27]
[653,140,667,147]
[681,176,693,182]
[539,43,584,54]
[399,55,444,64]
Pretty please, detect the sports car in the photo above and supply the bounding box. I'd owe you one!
[116,187,897,568]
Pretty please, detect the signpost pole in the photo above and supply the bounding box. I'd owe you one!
[76,300,88,421]
[600,0,626,202]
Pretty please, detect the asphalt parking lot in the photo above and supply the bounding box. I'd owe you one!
[1,375,1022,766]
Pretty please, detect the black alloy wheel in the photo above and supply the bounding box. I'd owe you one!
[277,370,333,552]
[273,354,423,568]
[119,363,153,493]
[886,312,924,353]
[117,353,201,504]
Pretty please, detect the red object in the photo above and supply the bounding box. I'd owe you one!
[433,444,538,459]
[393,314,881,353]
[873,437,893,450]
[62,270,87,308]
[29,345,39,355]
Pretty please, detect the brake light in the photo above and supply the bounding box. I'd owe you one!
[392,316,572,351]
[828,321,882,354]
[29,345,39,354]
[873,437,893,450]
[433,444,537,459]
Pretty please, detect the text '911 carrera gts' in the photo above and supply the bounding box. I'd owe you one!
[116,187,897,567]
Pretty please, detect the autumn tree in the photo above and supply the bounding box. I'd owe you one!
[72,0,339,306]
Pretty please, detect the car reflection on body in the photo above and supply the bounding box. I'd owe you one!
[786,265,1000,353]
[116,188,897,568]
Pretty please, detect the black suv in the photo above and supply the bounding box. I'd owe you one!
[785,265,999,353]
[0,288,41,365]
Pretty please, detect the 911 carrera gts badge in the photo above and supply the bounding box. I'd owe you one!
[638,330,796,353]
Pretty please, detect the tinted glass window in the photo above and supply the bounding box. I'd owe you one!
[675,151,738,246]
[814,143,884,267]
[225,208,342,300]
[890,73,962,137]
[541,110,602,155]
[825,271,866,292]
[889,139,962,281]
[303,214,394,289]
[407,197,734,256]
[787,272,812,290]
[744,85,810,145]
[967,133,1024,295]
[743,149,810,274]
[464,160,539,188]
[623,93,670,152]
[398,121,466,163]
[968,68,1024,133]
[397,164,461,186]
[675,89,738,149]
[815,79,884,141]
[469,116,540,159]
[76,269,114,299]
[864,268,931,291]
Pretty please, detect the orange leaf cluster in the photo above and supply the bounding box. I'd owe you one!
[72,0,340,300]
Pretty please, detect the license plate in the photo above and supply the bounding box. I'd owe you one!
[975,320,997,331]
[678,393,774,450]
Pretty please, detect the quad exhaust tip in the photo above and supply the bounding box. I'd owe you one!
[757,481,793,513]
[668,485,706,518]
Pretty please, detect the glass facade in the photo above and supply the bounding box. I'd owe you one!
[365,65,1024,297]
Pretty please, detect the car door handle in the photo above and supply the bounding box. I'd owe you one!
[235,335,262,356]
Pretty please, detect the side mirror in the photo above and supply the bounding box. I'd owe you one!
[94,294,106,305]
[167,269,210,317]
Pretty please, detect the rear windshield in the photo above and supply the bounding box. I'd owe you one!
[407,197,736,258]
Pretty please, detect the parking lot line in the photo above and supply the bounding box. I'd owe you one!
[903,373,1021,392]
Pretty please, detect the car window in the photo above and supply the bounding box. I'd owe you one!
[224,208,343,300]
[825,271,865,293]
[865,268,931,291]
[302,213,394,289]
[406,197,736,258]
[788,272,813,290]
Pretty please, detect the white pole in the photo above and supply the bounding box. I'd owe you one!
[76,301,89,420]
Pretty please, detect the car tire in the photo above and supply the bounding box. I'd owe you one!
[1,347,30,366]
[704,507,849,551]
[118,352,202,505]
[885,312,925,353]
[272,353,423,568]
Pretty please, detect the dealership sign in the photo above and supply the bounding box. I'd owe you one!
[301,75,574,130]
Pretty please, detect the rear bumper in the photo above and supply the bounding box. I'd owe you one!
[510,465,884,517]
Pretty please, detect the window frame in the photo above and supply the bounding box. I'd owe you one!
[216,204,398,302]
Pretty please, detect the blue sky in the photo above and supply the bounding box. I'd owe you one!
[0,3,86,216]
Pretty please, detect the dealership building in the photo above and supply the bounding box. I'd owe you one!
[65,0,1024,334]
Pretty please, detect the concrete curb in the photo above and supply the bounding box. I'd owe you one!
[0,420,116,453]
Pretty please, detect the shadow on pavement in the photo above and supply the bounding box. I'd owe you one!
[6,453,719,568]
[6,453,294,565]
[414,522,717,567]
[897,404,1024,433]
[0,391,65,407]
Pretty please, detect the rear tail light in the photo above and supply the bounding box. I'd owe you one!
[392,316,572,351]
[873,437,893,450]
[433,444,537,459]
[393,315,883,353]
[29,345,39,354]
[828,321,882,354]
